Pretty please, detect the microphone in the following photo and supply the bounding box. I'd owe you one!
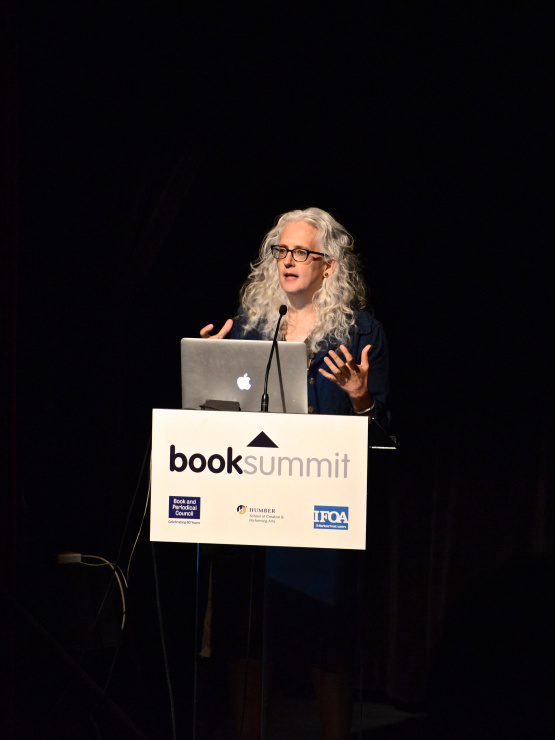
[261,305,287,412]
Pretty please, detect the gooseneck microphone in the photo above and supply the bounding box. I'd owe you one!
[261,305,288,412]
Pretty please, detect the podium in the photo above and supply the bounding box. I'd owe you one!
[150,408,394,739]
[151,408,370,550]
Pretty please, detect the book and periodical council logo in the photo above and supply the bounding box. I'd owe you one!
[169,496,200,519]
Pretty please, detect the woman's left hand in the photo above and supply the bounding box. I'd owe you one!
[319,344,373,411]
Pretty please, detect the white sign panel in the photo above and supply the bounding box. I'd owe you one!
[150,409,369,549]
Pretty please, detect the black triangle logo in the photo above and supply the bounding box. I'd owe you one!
[247,431,278,448]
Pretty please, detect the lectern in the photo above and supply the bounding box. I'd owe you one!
[150,408,394,739]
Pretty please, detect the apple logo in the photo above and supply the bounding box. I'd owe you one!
[237,373,252,391]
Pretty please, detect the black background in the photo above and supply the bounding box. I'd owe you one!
[3,2,554,738]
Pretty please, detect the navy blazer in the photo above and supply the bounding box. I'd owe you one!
[231,309,391,429]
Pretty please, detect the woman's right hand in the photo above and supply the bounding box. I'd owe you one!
[199,319,233,339]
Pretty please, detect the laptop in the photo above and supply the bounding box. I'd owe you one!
[181,338,308,413]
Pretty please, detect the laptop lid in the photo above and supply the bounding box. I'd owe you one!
[181,338,308,413]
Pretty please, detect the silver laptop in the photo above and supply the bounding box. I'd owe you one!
[181,338,308,413]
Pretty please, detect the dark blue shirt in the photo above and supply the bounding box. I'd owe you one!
[231,309,391,634]
[231,309,391,429]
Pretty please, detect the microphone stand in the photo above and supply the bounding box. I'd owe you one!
[261,305,287,412]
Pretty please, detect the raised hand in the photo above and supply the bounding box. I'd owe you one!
[319,343,373,412]
[199,319,233,339]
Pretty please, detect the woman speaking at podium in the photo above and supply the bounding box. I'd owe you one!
[200,207,390,740]
[202,207,390,425]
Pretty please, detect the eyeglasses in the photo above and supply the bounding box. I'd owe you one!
[270,245,328,262]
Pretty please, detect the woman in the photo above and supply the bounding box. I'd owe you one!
[200,207,390,740]
[201,207,390,427]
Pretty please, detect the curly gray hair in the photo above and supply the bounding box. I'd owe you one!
[237,207,368,353]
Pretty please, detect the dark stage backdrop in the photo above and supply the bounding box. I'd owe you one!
[4,2,553,738]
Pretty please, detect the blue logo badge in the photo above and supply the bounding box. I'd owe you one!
[313,506,349,530]
[169,496,200,519]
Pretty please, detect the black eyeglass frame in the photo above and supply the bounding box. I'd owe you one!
[270,245,330,262]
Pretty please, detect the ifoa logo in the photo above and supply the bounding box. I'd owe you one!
[314,506,349,530]
[169,431,351,479]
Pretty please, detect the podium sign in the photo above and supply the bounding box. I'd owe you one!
[150,408,369,549]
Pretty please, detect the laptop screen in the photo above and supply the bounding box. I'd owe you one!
[180,338,308,413]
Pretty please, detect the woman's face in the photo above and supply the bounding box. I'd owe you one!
[276,221,333,304]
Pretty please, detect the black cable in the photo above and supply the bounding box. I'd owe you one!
[260,547,270,737]
[88,435,153,724]
[192,543,200,740]
[356,549,365,739]
[44,435,152,731]
[115,434,152,570]
[238,551,257,740]
[152,541,177,740]
[357,646,364,739]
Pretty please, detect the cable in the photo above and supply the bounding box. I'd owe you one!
[55,553,127,632]
[80,556,127,630]
[47,435,153,731]
[115,434,152,575]
[88,436,153,723]
[152,541,177,740]
[81,555,128,587]
[126,456,152,586]
[193,543,200,739]
[260,548,270,739]
[238,551,257,740]
[357,648,364,739]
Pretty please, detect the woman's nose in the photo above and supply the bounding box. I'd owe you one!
[283,250,295,265]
